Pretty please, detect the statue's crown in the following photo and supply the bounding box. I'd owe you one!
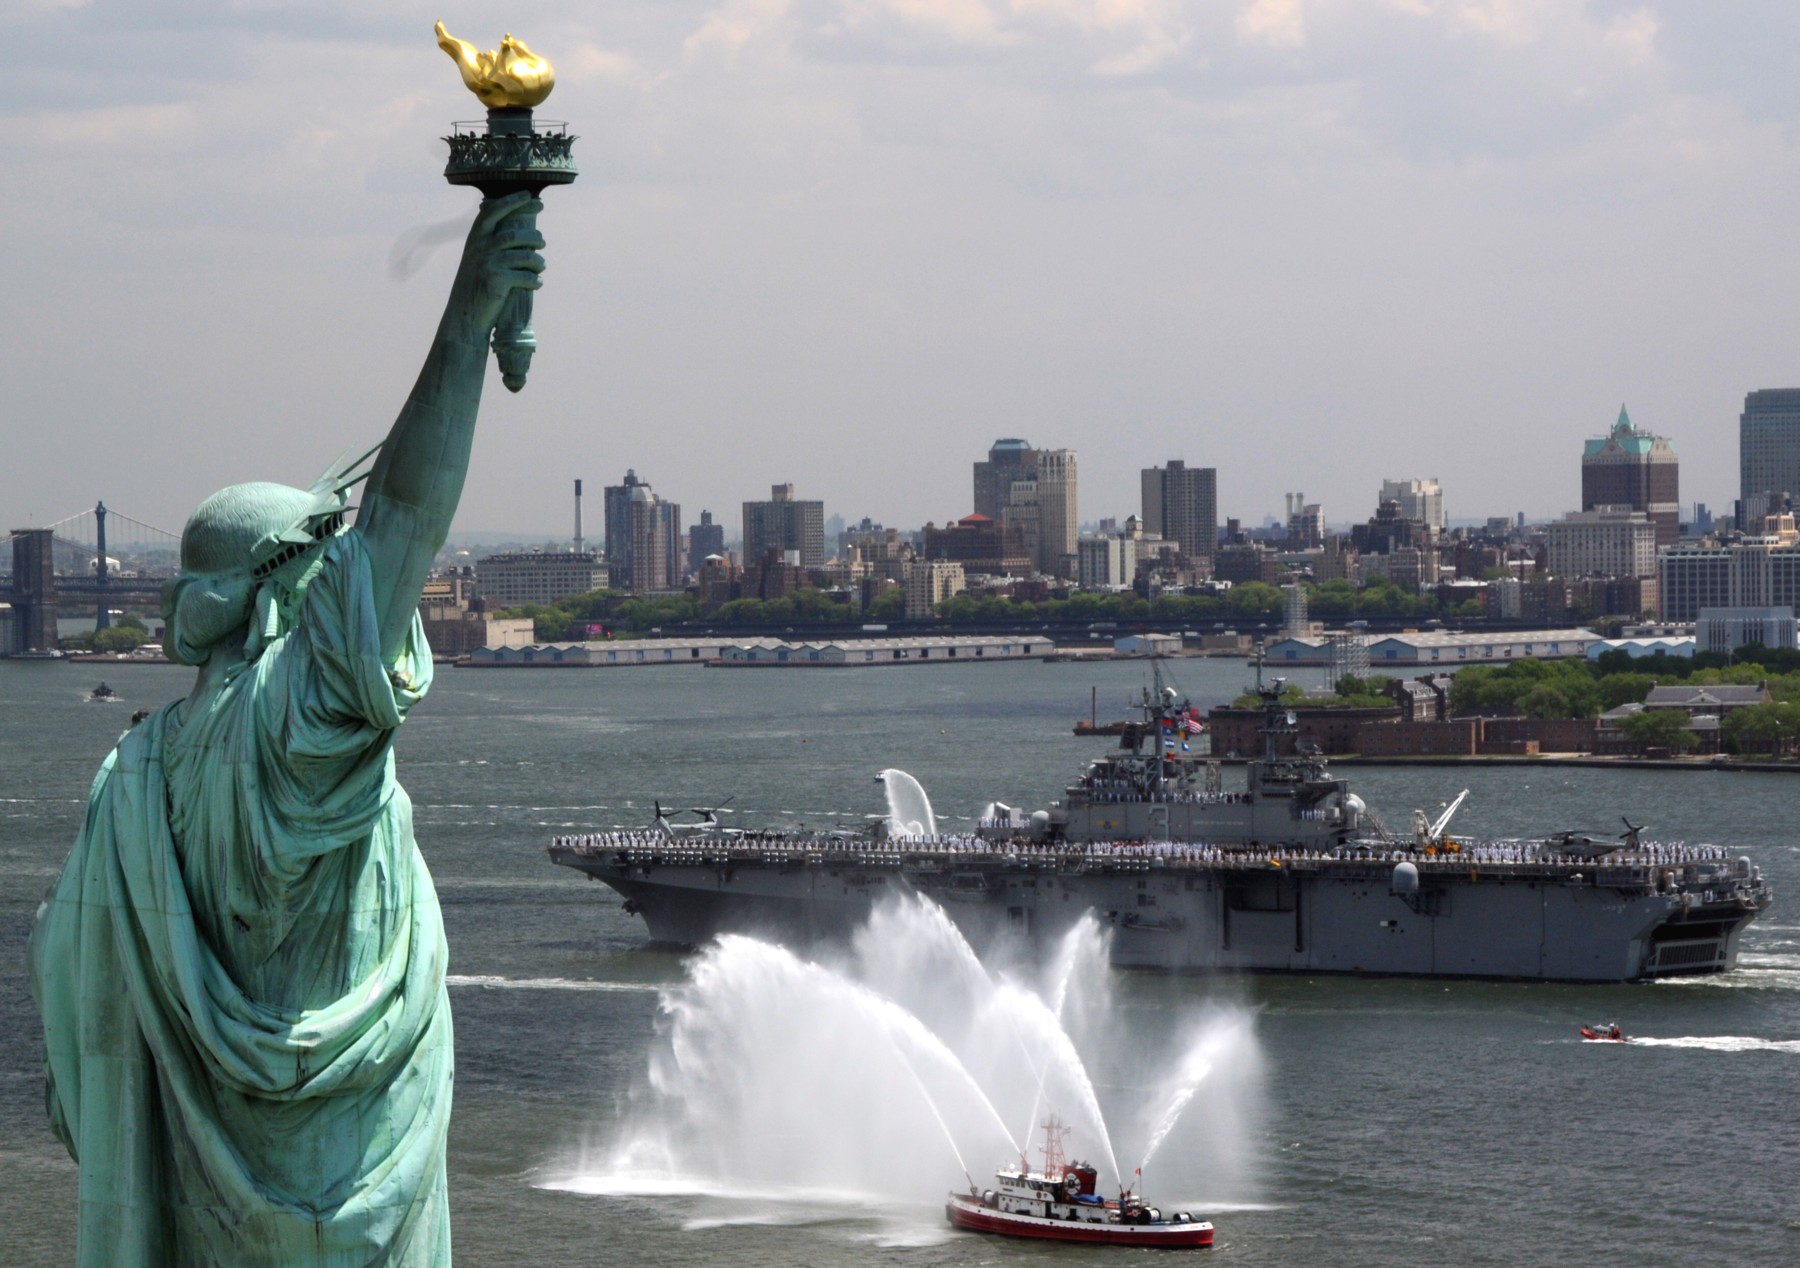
[178,443,379,582]
[246,443,382,580]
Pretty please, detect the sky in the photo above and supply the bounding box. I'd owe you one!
[3,1,1799,542]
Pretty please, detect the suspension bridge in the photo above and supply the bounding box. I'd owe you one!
[3,503,181,652]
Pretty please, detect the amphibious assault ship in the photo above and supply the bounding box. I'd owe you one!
[549,675,1771,982]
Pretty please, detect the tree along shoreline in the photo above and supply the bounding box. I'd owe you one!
[489,576,1613,644]
[1447,647,1800,758]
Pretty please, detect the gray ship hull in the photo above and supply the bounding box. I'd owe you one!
[552,843,1764,982]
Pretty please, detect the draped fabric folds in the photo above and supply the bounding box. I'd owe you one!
[29,532,452,1266]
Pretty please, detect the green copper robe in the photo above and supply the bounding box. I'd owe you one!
[30,532,452,1266]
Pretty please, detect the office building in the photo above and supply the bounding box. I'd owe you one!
[1697,607,1797,655]
[1582,405,1679,549]
[742,484,825,571]
[1740,389,1800,525]
[922,515,1031,577]
[1545,507,1657,579]
[973,439,1036,520]
[741,548,807,600]
[840,519,913,585]
[1358,546,1439,592]
[603,469,683,593]
[1213,542,1280,586]
[1141,460,1217,564]
[688,509,725,575]
[1566,575,1657,621]
[1077,532,1137,589]
[696,553,740,612]
[474,551,610,607]
[904,559,966,619]
[1378,478,1445,533]
[1658,530,1800,621]
[973,439,1079,577]
[1285,492,1324,548]
[1031,449,1078,577]
[1354,499,1435,556]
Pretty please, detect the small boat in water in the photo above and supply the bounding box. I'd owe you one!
[1072,719,1129,737]
[1580,1023,1627,1042]
[945,1117,1213,1249]
[90,682,118,702]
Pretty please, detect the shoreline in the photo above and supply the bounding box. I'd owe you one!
[1324,753,1798,773]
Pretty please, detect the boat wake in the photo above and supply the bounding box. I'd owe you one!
[446,974,659,993]
[1652,958,1800,992]
[1629,1035,1800,1054]
[543,895,1263,1219]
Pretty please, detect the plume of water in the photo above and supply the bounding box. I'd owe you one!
[1021,915,1107,1159]
[876,768,935,837]
[850,903,1123,1186]
[556,895,1263,1215]
[1136,1017,1254,1174]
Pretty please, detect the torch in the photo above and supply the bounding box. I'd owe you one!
[437,22,578,392]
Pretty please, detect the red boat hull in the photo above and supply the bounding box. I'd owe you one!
[946,1194,1214,1248]
[1580,1027,1627,1042]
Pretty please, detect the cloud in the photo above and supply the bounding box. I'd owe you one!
[1603,9,1659,66]
[879,0,1008,44]
[4,0,1799,536]
[685,0,794,61]
[568,41,668,91]
[1236,0,1305,48]
[20,101,195,146]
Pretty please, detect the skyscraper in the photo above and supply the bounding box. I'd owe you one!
[742,483,825,570]
[1582,405,1679,549]
[602,469,648,579]
[1740,389,1800,525]
[1141,460,1217,563]
[1032,449,1078,577]
[972,439,1035,521]
[603,469,683,592]
[973,440,1078,577]
[688,509,725,574]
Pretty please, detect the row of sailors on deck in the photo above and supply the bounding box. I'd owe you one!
[1083,789,1249,805]
[1081,777,1245,807]
[554,832,677,849]
[1439,842,1727,866]
[550,831,1730,866]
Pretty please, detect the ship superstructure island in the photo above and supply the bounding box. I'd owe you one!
[549,671,1771,982]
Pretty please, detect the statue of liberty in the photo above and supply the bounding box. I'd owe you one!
[27,178,546,1263]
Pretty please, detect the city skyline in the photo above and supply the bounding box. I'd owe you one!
[5,4,1800,536]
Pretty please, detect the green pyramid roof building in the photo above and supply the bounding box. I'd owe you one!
[1584,404,1664,457]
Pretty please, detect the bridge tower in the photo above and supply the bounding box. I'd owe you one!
[94,501,110,631]
[8,528,58,653]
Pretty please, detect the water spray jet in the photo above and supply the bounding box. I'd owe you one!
[574,898,1263,1216]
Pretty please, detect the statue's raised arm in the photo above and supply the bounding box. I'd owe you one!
[30,31,571,1266]
[356,192,544,659]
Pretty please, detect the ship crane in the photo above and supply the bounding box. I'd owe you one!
[1412,789,1470,848]
[1429,789,1471,839]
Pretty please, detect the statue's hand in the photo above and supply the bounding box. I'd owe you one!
[445,191,545,345]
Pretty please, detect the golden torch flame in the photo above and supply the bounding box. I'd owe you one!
[435,21,555,109]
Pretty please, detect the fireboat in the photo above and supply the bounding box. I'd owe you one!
[945,1117,1214,1249]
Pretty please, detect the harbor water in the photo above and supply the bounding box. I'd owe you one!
[3,656,1798,1265]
